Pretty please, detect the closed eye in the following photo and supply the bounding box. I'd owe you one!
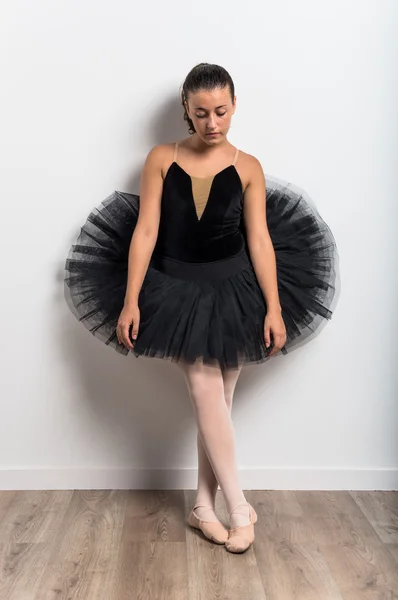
[196,112,227,118]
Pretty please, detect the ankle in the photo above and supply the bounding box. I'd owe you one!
[194,492,217,510]
[192,504,219,523]
[228,501,251,528]
[227,498,248,517]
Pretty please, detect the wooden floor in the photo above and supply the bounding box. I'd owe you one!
[0,489,397,599]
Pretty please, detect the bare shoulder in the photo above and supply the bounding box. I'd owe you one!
[236,150,265,193]
[143,143,176,180]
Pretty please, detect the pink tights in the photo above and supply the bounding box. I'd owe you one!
[178,360,251,528]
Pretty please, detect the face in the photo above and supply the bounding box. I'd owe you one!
[185,86,236,144]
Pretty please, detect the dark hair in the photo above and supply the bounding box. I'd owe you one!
[180,63,235,134]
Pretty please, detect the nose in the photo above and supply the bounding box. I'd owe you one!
[207,115,217,130]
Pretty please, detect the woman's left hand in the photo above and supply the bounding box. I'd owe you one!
[264,310,287,357]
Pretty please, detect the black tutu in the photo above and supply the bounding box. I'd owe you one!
[64,175,339,369]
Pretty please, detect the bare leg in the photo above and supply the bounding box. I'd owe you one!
[179,360,250,528]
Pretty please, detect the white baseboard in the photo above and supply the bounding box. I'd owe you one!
[0,467,397,491]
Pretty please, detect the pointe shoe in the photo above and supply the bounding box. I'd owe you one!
[225,502,258,553]
[188,504,229,544]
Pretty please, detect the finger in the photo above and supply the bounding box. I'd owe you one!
[131,320,140,343]
[264,327,271,347]
[121,324,134,350]
[268,339,280,357]
[269,334,286,356]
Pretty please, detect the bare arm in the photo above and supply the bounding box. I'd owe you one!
[116,145,164,350]
[243,157,281,313]
[243,157,286,355]
[124,145,164,306]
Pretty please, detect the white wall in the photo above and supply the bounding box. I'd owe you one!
[1,0,397,491]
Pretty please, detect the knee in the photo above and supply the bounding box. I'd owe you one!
[188,377,233,411]
[188,378,223,412]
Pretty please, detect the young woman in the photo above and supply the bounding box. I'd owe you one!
[65,63,338,553]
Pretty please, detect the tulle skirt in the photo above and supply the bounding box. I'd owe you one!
[64,176,340,369]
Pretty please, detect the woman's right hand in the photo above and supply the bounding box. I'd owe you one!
[116,303,140,351]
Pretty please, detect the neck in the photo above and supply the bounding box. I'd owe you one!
[190,133,230,155]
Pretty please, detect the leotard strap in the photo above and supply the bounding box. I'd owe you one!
[173,142,239,168]
[173,142,179,163]
[232,147,239,166]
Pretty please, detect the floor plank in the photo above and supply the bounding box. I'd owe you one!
[296,491,398,600]
[350,491,398,544]
[253,491,344,600]
[32,490,127,600]
[0,489,396,600]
